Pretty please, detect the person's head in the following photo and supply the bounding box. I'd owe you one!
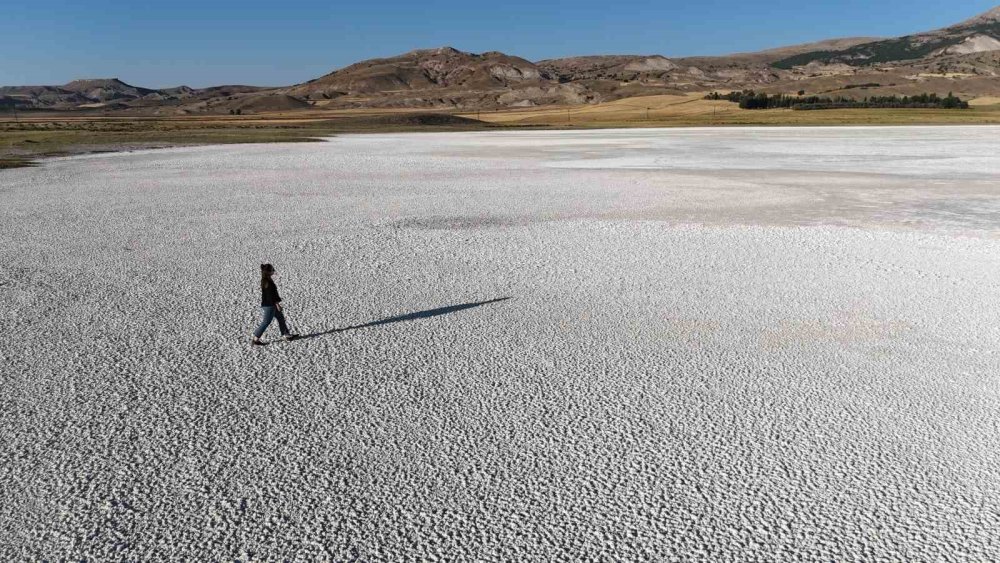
[261,263,275,286]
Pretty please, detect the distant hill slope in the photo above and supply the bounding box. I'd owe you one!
[773,7,1000,69]
[737,37,886,59]
[294,47,547,95]
[282,47,592,109]
[534,38,884,101]
[60,79,156,102]
[0,79,270,112]
[537,55,678,82]
[4,6,1000,113]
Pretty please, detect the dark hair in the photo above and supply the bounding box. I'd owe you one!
[260,263,274,289]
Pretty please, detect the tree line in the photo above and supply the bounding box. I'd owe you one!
[705,91,970,110]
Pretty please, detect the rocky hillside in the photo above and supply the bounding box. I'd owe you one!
[283,47,593,109]
[538,55,678,82]
[773,7,1000,69]
[4,6,1000,113]
[0,79,270,113]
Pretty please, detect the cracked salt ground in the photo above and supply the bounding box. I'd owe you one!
[2,126,1000,561]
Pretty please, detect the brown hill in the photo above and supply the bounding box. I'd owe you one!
[711,37,884,63]
[228,94,310,113]
[337,113,488,127]
[0,79,269,112]
[772,6,1000,69]
[0,84,93,109]
[532,38,887,101]
[283,47,593,109]
[538,55,677,81]
[4,6,1000,113]
[956,6,1000,26]
[60,78,156,102]
[292,47,546,95]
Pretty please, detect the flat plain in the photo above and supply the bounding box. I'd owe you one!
[6,96,1000,170]
[2,127,999,560]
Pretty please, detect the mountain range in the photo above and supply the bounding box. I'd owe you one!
[4,6,1000,114]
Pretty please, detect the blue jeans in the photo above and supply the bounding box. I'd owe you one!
[254,306,289,338]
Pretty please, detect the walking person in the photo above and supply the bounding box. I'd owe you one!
[252,263,297,345]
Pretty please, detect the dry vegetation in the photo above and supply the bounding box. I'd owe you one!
[4,95,1000,169]
[460,93,1000,127]
[0,111,497,168]
[0,157,37,169]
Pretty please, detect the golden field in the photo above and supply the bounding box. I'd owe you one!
[460,93,1000,127]
[4,94,1000,168]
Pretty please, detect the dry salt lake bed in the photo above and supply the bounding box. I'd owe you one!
[2,126,1000,560]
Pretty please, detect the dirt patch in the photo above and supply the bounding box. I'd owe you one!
[230,94,312,113]
[0,157,37,169]
[340,113,489,128]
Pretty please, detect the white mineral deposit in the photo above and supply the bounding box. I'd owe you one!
[2,126,999,560]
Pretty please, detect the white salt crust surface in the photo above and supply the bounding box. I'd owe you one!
[1,126,999,561]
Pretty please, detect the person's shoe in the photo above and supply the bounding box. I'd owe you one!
[251,337,265,346]
[282,334,299,341]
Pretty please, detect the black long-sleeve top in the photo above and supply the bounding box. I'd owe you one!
[261,280,282,306]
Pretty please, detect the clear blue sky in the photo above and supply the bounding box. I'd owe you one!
[3,0,997,88]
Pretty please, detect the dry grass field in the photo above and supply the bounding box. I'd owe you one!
[0,110,495,168]
[4,94,1000,169]
[460,93,1000,127]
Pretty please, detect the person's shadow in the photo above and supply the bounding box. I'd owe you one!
[298,297,511,340]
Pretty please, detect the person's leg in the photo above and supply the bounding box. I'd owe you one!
[254,306,275,339]
[274,308,290,336]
